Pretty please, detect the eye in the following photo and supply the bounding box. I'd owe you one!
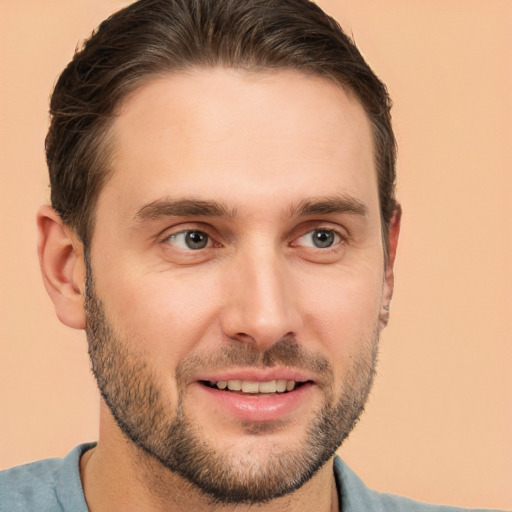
[165,230,210,250]
[296,229,341,249]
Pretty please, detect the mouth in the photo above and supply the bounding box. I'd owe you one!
[200,379,309,395]
[192,368,317,422]
[194,374,315,422]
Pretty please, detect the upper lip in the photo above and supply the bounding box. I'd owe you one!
[193,367,315,384]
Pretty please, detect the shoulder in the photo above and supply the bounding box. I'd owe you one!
[1,457,63,512]
[0,443,94,512]
[333,456,503,512]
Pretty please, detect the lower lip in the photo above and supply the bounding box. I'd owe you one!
[195,383,314,422]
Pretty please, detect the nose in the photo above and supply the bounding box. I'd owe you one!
[219,248,303,350]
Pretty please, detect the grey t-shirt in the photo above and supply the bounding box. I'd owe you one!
[0,444,503,512]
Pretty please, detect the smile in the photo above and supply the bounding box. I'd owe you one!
[195,375,315,422]
[192,367,317,422]
[203,379,303,394]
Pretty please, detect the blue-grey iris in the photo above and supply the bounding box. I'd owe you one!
[312,230,335,248]
[186,231,208,249]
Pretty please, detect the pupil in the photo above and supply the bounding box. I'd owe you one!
[314,230,334,248]
[186,231,208,249]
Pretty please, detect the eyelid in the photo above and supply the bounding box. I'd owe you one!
[163,230,209,249]
[291,221,348,243]
[159,223,221,249]
[158,220,212,239]
[294,227,343,248]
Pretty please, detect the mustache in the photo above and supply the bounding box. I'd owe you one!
[175,336,333,386]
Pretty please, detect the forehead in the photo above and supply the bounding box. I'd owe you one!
[100,68,377,220]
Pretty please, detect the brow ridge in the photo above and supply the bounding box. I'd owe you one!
[134,198,237,222]
[290,194,369,218]
[134,194,368,224]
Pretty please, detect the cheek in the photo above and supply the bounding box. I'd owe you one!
[297,264,384,349]
[97,268,224,361]
[299,276,382,394]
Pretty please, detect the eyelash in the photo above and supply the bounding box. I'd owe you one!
[162,229,215,250]
[161,226,345,252]
[294,228,343,250]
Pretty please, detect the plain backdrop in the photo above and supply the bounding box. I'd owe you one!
[0,1,511,509]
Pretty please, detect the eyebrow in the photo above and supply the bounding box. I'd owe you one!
[134,198,237,222]
[289,194,369,218]
[133,194,368,224]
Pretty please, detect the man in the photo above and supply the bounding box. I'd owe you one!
[0,1,502,511]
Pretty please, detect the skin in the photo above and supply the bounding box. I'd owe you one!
[37,68,400,512]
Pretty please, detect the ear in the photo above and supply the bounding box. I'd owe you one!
[380,203,402,327]
[37,205,86,330]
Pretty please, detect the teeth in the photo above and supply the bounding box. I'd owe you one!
[259,380,277,393]
[216,379,298,393]
[227,380,242,391]
[241,381,260,393]
[276,379,287,392]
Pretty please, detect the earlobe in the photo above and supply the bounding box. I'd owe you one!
[37,205,86,330]
[380,204,402,327]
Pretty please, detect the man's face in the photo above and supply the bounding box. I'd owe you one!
[85,69,391,503]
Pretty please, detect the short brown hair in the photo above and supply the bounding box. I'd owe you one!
[46,0,397,249]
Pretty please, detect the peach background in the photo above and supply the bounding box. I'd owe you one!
[0,1,510,509]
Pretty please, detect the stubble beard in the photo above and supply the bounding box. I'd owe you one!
[84,269,380,505]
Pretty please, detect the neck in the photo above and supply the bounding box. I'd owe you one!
[80,425,339,512]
